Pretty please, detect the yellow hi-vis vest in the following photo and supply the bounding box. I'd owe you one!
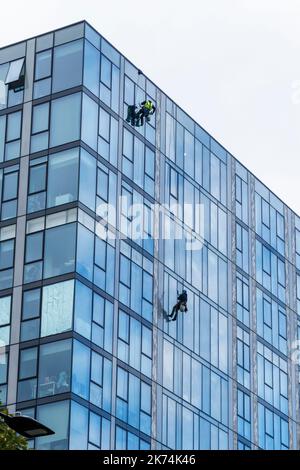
[144,101,152,110]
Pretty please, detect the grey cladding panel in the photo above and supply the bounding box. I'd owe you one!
[54,23,85,46]
[0,43,26,65]
[36,33,54,52]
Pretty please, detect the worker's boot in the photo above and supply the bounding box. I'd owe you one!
[126,105,135,123]
[171,310,179,321]
[126,108,132,123]
[132,115,138,127]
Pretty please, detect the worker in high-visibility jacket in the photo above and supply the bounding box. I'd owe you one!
[136,99,156,126]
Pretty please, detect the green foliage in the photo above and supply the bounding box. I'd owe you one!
[0,407,28,450]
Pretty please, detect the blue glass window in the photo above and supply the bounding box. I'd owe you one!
[32,103,49,134]
[237,389,251,441]
[100,54,120,113]
[236,273,250,327]
[29,163,46,194]
[165,113,176,162]
[119,244,153,321]
[256,240,285,302]
[117,310,152,378]
[89,416,111,446]
[35,50,52,81]
[236,222,249,273]
[47,148,79,208]
[41,280,74,337]
[44,223,76,279]
[31,102,49,152]
[83,40,100,97]
[0,115,6,162]
[25,232,43,264]
[4,111,22,161]
[0,295,11,346]
[258,403,289,449]
[85,24,101,48]
[23,289,40,320]
[0,64,9,111]
[50,93,81,147]
[0,239,14,270]
[7,111,21,141]
[295,228,300,269]
[257,342,288,415]
[115,426,149,450]
[81,93,98,150]
[52,40,83,93]
[237,326,250,389]
[116,366,151,436]
[28,159,47,213]
[18,347,38,396]
[90,351,112,413]
[34,78,51,99]
[69,401,88,450]
[36,400,69,450]
[74,281,92,340]
[3,171,18,201]
[122,128,155,197]
[255,193,285,256]
[97,167,109,202]
[184,129,194,178]
[0,353,8,405]
[100,55,111,88]
[76,224,94,282]
[94,237,115,296]
[18,340,71,401]
[79,148,97,212]
[92,292,113,353]
[21,289,41,342]
[72,340,90,400]
[98,107,118,166]
[38,339,71,398]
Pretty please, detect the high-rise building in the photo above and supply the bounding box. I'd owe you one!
[0,20,299,450]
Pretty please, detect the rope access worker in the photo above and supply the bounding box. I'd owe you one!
[126,104,138,126]
[126,99,156,127]
[168,290,188,322]
[136,100,156,126]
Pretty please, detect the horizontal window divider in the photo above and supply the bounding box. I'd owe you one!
[26,200,78,221]
[117,302,152,330]
[22,271,76,292]
[0,156,20,167]
[257,397,289,421]
[18,330,73,349]
[114,417,152,442]
[256,335,288,361]
[121,174,155,205]
[72,330,113,361]
[0,218,17,229]
[16,391,71,409]
[122,120,156,152]
[0,104,23,117]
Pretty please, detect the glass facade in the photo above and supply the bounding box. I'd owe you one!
[0,20,299,450]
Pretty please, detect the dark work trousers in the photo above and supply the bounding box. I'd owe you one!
[169,302,187,321]
[136,108,151,126]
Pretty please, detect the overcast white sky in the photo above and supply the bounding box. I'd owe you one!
[1,0,300,214]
